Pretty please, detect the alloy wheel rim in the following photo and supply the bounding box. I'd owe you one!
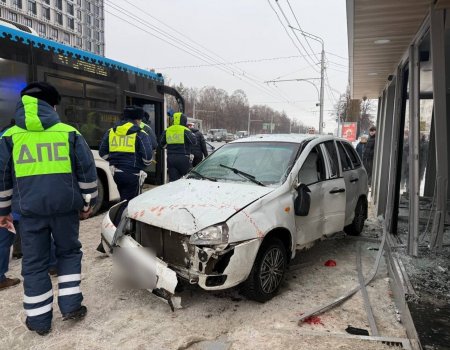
[260,247,284,294]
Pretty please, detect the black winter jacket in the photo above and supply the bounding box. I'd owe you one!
[190,128,208,158]
[363,135,376,162]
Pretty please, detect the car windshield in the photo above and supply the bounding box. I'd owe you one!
[190,141,300,186]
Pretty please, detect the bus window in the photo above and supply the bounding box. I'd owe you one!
[0,59,28,127]
[46,75,84,98]
[86,83,116,102]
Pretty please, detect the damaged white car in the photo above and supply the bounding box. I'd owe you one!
[101,135,368,305]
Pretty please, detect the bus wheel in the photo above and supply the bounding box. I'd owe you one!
[91,177,105,216]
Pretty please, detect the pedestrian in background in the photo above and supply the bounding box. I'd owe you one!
[160,112,196,181]
[355,134,368,160]
[0,82,97,335]
[187,122,208,167]
[363,126,376,186]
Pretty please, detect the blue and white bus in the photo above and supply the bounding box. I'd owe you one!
[0,20,184,214]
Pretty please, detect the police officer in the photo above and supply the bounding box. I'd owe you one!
[141,112,158,150]
[160,112,196,181]
[0,82,98,335]
[99,105,153,201]
[187,122,208,167]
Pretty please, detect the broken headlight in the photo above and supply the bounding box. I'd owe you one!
[190,223,229,245]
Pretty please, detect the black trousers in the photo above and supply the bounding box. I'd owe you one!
[168,155,191,182]
[192,154,204,167]
[113,171,140,201]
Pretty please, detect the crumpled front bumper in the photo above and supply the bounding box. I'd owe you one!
[101,202,180,309]
[101,202,261,296]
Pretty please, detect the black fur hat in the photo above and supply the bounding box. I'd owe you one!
[20,82,61,107]
[123,105,144,120]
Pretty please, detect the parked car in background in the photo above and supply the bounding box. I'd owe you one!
[208,129,228,142]
[225,133,235,143]
[236,130,249,138]
[101,135,368,304]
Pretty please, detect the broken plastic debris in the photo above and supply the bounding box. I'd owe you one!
[437,266,447,273]
[324,259,337,267]
[345,325,369,336]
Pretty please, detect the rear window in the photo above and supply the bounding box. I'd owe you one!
[343,142,361,168]
[337,141,352,172]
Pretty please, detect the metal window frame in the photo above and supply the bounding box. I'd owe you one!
[429,8,448,250]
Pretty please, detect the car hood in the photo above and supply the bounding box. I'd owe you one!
[127,179,273,235]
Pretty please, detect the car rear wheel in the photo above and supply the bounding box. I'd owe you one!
[242,238,287,302]
[344,197,367,236]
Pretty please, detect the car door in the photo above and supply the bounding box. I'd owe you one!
[342,141,368,221]
[336,141,357,225]
[295,145,328,246]
[321,141,346,235]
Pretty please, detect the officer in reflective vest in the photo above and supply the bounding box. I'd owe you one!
[0,82,98,335]
[99,105,153,201]
[140,112,158,150]
[160,112,197,181]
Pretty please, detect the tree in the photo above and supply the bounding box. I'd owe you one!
[334,86,376,136]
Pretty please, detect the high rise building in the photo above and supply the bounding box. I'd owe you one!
[0,0,105,56]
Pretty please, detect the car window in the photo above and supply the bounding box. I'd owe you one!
[298,146,326,185]
[337,141,353,172]
[323,141,339,178]
[343,142,361,168]
[193,141,300,186]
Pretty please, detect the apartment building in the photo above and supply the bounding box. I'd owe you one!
[0,0,104,55]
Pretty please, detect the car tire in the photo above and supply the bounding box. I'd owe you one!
[344,197,367,236]
[91,176,105,216]
[242,238,287,302]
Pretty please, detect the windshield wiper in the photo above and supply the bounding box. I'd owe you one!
[219,164,266,187]
[188,170,217,182]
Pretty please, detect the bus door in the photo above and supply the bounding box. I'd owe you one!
[125,94,164,185]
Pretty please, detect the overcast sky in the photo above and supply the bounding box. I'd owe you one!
[104,0,348,132]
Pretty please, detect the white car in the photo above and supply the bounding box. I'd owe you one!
[101,134,368,304]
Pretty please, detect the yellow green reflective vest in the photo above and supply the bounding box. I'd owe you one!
[108,122,137,153]
[3,123,78,178]
[167,112,190,145]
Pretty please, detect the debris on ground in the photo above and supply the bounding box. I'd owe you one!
[324,259,337,267]
[345,325,370,336]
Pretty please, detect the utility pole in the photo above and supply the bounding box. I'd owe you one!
[247,108,251,136]
[270,114,274,134]
[193,98,196,119]
[289,26,325,135]
[319,47,325,135]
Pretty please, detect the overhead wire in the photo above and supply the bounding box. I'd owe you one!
[120,0,301,106]
[285,0,321,61]
[107,0,301,106]
[154,54,319,70]
[272,0,319,72]
[326,51,348,61]
[104,1,298,107]
[267,0,319,73]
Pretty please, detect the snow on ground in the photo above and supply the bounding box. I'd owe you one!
[0,212,407,350]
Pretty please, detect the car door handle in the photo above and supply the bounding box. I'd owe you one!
[350,178,359,183]
[330,188,345,194]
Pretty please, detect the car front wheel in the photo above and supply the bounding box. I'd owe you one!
[242,238,287,302]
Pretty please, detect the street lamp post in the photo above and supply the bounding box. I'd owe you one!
[289,26,325,135]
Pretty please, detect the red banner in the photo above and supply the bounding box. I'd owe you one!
[341,122,357,142]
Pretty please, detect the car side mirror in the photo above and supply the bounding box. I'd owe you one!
[294,183,311,216]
